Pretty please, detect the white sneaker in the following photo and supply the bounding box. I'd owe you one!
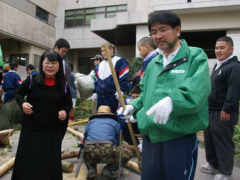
[200,163,218,174]
[213,174,233,180]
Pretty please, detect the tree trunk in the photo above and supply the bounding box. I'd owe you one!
[62,160,74,172]
[61,151,79,160]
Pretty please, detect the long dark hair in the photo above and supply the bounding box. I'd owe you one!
[36,50,66,90]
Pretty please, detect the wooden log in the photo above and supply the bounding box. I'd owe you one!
[67,127,83,139]
[0,157,15,177]
[62,160,74,172]
[68,119,89,127]
[61,151,79,160]
[125,161,141,174]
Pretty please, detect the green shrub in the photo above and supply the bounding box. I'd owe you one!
[74,98,92,121]
[128,57,143,80]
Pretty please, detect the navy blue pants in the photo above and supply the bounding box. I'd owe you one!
[204,111,238,175]
[4,89,16,103]
[141,134,198,180]
[122,122,140,145]
[97,94,118,114]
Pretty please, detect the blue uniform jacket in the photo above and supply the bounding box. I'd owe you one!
[84,117,120,146]
[1,71,22,91]
[93,55,129,97]
[140,51,157,78]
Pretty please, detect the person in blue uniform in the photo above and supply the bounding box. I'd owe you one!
[92,42,129,114]
[1,62,22,103]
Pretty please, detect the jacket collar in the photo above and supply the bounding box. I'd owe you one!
[212,56,239,72]
[155,39,188,65]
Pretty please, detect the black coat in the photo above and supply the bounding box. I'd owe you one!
[209,56,240,113]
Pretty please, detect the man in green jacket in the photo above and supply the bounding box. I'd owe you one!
[119,10,211,180]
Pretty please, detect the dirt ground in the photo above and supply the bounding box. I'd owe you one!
[0,124,140,180]
[0,125,240,180]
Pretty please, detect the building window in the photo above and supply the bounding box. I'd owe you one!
[36,6,48,23]
[33,54,41,68]
[65,4,127,28]
[10,54,29,66]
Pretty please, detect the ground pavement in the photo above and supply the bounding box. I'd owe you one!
[0,124,239,180]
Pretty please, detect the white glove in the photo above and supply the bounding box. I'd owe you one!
[138,143,142,153]
[92,93,97,101]
[118,105,136,116]
[146,96,173,124]
[130,115,137,123]
[115,91,123,100]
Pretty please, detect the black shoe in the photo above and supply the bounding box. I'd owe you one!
[101,168,119,180]
[86,166,97,180]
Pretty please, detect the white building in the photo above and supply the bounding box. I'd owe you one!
[0,0,58,79]
[58,0,240,74]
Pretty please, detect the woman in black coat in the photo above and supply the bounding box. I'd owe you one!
[12,51,72,180]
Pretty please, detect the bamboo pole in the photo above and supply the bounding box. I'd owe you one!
[67,127,84,139]
[125,161,141,174]
[68,120,89,127]
[104,44,142,172]
[0,157,15,177]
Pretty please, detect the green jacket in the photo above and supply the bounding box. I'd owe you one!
[130,40,211,143]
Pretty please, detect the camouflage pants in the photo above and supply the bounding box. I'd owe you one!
[84,144,132,165]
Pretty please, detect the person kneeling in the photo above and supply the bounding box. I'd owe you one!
[83,105,132,180]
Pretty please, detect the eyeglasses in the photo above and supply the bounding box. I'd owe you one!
[150,27,173,37]
[43,62,59,67]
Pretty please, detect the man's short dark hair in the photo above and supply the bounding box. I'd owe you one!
[10,62,18,70]
[138,37,156,49]
[54,38,70,49]
[3,69,9,74]
[26,64,35,71]
[216,36,234,47]
[148,10,181,32]
[131,85,141,94]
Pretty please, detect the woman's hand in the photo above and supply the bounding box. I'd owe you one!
[58,110,67,121]
[22,102,33,115]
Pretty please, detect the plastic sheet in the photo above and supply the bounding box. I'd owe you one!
[74,70,94,104]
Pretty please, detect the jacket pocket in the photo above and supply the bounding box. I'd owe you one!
[136,108,148,136]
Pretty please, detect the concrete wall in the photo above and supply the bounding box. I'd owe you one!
[0,2,56,49]
[59,27,106,49]
[2,0,35,18]
[1,39,47,79]
[63,0,127,9]
[115,45,135,62]
[2,0,56,27]
[227,30,240,60]
[136,25,149,57]
[179,11,240,31]
[29,0,58,16]
[56,0,147,49]
[153,0,240,11]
